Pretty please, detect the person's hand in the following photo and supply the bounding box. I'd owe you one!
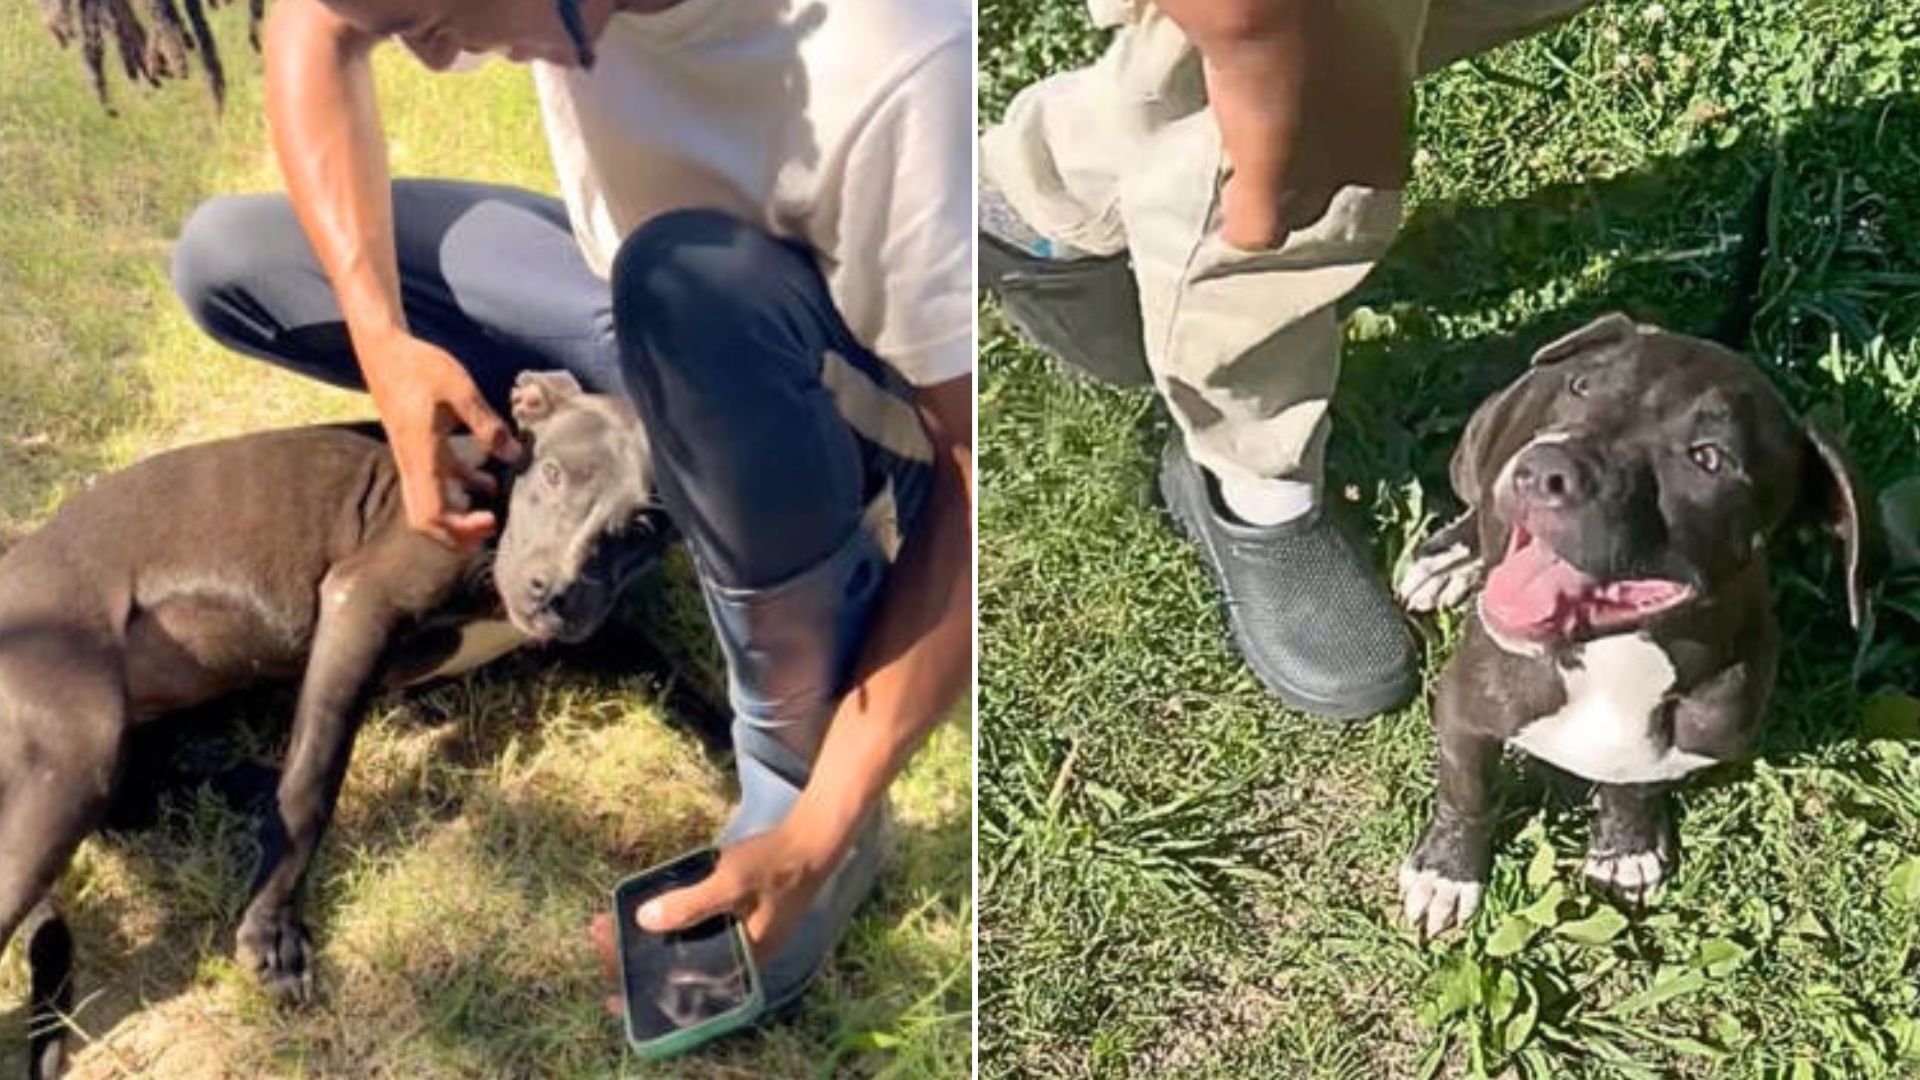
[1154,0,1412,251]
[587,826,842,1017]
[360,331,522,548]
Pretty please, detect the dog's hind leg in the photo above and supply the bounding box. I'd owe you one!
[0,698,126,1079]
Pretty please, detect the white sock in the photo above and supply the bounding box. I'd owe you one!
[1217,472,1318,527]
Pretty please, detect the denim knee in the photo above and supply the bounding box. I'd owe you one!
[610,209,815,389]
[169,195,297,337]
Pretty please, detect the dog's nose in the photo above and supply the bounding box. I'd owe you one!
[1511,443,1593,508]
[525,575,551,603]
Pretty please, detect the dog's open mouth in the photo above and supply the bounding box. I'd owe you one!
[1479,525,1694,645]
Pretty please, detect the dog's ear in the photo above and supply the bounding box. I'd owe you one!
[1803,424,1880,630]
[1448,380,1521,508]
[1448,314,1643,505]
[1529,311,1639,367]
[511,370,584,429]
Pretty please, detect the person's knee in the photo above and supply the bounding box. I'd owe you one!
[610,209,804,377]
[170,195,298,332]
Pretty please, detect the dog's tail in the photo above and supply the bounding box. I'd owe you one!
[1709,169,1779,351]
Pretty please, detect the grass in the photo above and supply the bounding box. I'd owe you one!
[0,7,969,1077]
[980,1,1920,1077]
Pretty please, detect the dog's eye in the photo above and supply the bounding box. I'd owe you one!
[1688,443,1726,474]
[541,460,565,487]
[1568,372,1593,398]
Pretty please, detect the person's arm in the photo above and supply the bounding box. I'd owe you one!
[625,35,973,964]
[772,373,973,861]
[263,0,518,547]
[635,374,973,960]
[1151,0,1412,250]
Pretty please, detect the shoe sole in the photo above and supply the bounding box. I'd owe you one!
[1156,449,1418,721]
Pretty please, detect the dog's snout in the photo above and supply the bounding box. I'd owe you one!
[1511,443,1592,508]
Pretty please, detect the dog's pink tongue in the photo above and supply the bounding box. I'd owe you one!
[1482,537,1592,636]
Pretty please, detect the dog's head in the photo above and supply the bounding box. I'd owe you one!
[1451,313,1872,652]
[493,371,659,643]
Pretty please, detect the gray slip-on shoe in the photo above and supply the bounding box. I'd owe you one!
[1158,436,1417,719]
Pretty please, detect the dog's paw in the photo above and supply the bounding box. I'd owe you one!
[236,910,316,1006]
[1398,861,1484,938]
[510,370,584,427]
[1587,785,1673,907]
[1397,541,1483,613]
[1583,846,1669,907]
[1400,810,1494,937]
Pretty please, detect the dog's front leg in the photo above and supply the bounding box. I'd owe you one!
[237,564,399,1004]
[1397,509,1483,613]
[1399,715,1501,937]
[1586,782,1674,906]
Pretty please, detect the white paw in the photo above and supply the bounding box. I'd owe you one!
[1396,542,1483,613]
[1583,848,1667,905]
[1398,861,1484,938]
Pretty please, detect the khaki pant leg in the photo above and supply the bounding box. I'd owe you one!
[981,2,1205,257]
[1119,0,1427,492]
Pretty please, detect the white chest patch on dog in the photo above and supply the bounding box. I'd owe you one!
[1507,634,1716,784]
[409,619,530,685]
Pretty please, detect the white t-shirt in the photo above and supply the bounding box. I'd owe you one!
[529,0,973,389]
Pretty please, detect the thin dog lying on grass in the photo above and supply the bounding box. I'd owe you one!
[1394,313,1876,936]
[0,370,658,1078]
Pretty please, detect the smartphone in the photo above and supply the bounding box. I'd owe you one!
[611,848,763,1059]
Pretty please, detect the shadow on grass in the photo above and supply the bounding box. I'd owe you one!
[0,629,699,1074]
[1,783,968,1078]
[0,561,964,1077]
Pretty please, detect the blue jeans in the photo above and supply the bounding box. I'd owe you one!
[172,181,931,1004]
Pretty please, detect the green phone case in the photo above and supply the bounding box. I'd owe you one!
[613,849,765,1061]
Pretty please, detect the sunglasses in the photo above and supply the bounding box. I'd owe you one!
[554,0,597,68]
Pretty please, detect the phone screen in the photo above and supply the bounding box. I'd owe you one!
[614,849,754,1042]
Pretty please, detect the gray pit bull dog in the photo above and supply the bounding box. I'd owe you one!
[0,370,655,1078]
[1392,313,1872,937]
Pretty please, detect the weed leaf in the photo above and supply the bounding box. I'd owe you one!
[1520,882,1568,928]
[1485,915,1539,958]
[1606,967,1708,1017]
[1556,906,1630,946]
